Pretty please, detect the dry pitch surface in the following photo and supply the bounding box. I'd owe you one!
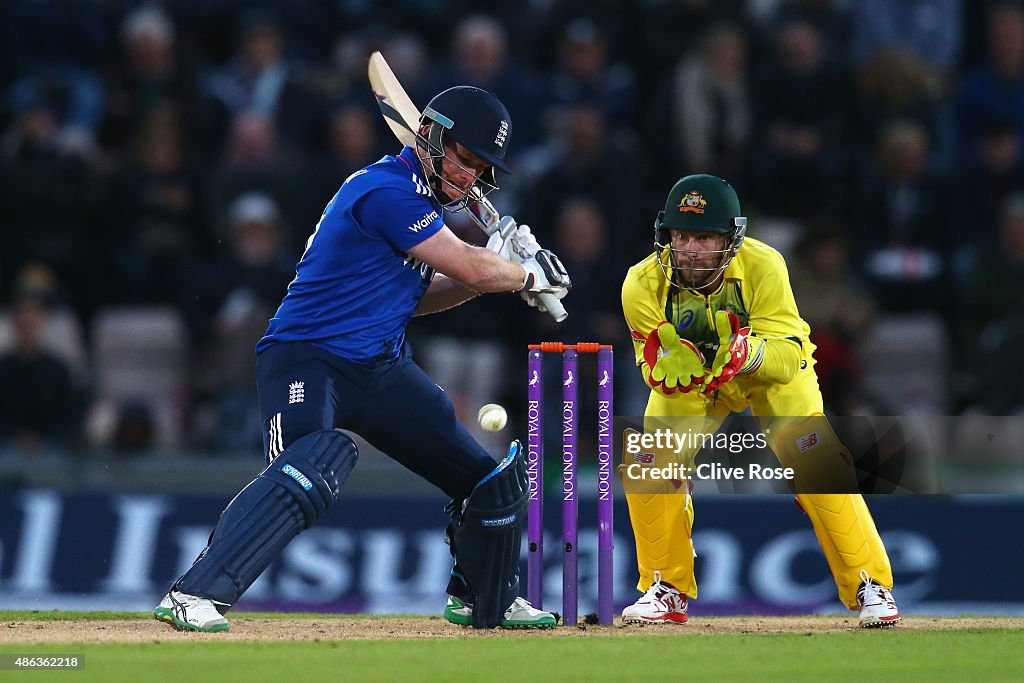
[5,615,1021,643]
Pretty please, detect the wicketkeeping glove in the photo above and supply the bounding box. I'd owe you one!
[643,322,706,394]
[702,310,765,395]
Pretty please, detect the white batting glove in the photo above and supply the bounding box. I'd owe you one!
[485,217,518,258]
[508,225,540,262]
[520,286,569,312]
[520,249,571,294]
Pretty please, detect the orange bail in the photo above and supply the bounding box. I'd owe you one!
[527,342,613,353]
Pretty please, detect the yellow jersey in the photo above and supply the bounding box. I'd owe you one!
[622,237,818,414]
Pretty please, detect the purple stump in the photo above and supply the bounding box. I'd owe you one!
[562,348,578,627]
[527,349,544,609]
[596,347,614,625]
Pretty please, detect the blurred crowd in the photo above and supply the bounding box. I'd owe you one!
[2,0,1024,457]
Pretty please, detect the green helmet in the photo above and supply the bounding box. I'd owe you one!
[653,174,747,290]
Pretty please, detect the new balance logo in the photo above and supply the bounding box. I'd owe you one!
[796,432,819,452]
[634,451,655,465]
[288,381,305,404]
[563,371,574,386]
[408,209,439,232]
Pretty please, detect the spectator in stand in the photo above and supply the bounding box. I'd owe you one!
[308,103,387,220]
[201,11,310,150]
[428,14,543,150]
[193,193,295,451]
[0,85,103,314]
[750,18,851,218]
[960,194,1024,413]
[759,0,853,68]
[104,103,207,306]
[0,293,84,454]
[519,103,641,260]
[206,112,305,251]
[545,18,636,134]
[959,1,1024,164]
[668,23,752,187]
[551,197,622,342]
[856,47,956,175]
[852,0,961,70]
[957,119,1024,260]
[100,6,208,162]
[855,119,952,316]
[789,224,878,414]
[639,0,749,88]
[3,0,108,153]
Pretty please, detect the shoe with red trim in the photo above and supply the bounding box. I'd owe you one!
[857,570,902,628]
[622,571,688,624]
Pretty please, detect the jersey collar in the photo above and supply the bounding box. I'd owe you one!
[399,146,425,182]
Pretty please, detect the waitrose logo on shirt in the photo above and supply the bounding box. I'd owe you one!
[408,210,439,233]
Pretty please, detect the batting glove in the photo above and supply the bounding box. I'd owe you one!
[508,224,540,262]
[520,282,569,312]
[643,322,706,394]
[484,217,519,259]
[520,249,571,294]
[702,310,764,395]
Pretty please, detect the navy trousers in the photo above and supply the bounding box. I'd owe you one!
[256,341,496,501]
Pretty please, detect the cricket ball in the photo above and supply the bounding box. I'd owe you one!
[477,403,508,432]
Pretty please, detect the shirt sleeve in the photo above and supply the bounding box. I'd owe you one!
[621,265,667,369]
[745,248,809,383]
[354,184,444,253]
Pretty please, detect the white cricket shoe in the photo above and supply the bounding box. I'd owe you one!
[502,597,557,628]
[622,571,688,624]
[443,595,556,628]
[857,570,901,628]
[154,590,230,632]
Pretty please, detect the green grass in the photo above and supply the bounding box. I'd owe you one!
[2,612,1023,682]
[1,632,1023,682]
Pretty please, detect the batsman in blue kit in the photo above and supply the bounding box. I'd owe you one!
[154,86,570,631]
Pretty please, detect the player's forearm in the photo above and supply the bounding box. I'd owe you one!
[448,245,526,293]
[415,275,479,315]
[747,337,802,384]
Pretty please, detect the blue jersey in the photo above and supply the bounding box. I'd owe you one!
[257,147,444,362]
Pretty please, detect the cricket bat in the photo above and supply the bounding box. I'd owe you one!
[368,51,567,323]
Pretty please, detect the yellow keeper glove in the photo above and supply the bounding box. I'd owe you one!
[644,322,706,394]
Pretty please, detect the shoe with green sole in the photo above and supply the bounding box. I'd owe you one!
[443,595,556,629]
[154,590,230,632]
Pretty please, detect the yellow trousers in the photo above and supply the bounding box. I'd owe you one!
[624,370,892,610]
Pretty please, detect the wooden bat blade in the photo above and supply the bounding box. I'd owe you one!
[367,51,421,147]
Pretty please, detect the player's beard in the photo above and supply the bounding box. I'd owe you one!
[673,252,726,292]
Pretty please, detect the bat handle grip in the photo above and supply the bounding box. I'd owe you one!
[539,293,568,323]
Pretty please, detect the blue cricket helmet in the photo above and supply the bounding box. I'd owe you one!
[421,86,512,175]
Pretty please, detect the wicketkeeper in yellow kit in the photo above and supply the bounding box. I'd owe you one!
[619,174,901,628]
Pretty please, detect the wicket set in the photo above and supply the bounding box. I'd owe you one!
[527,342,614,626]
